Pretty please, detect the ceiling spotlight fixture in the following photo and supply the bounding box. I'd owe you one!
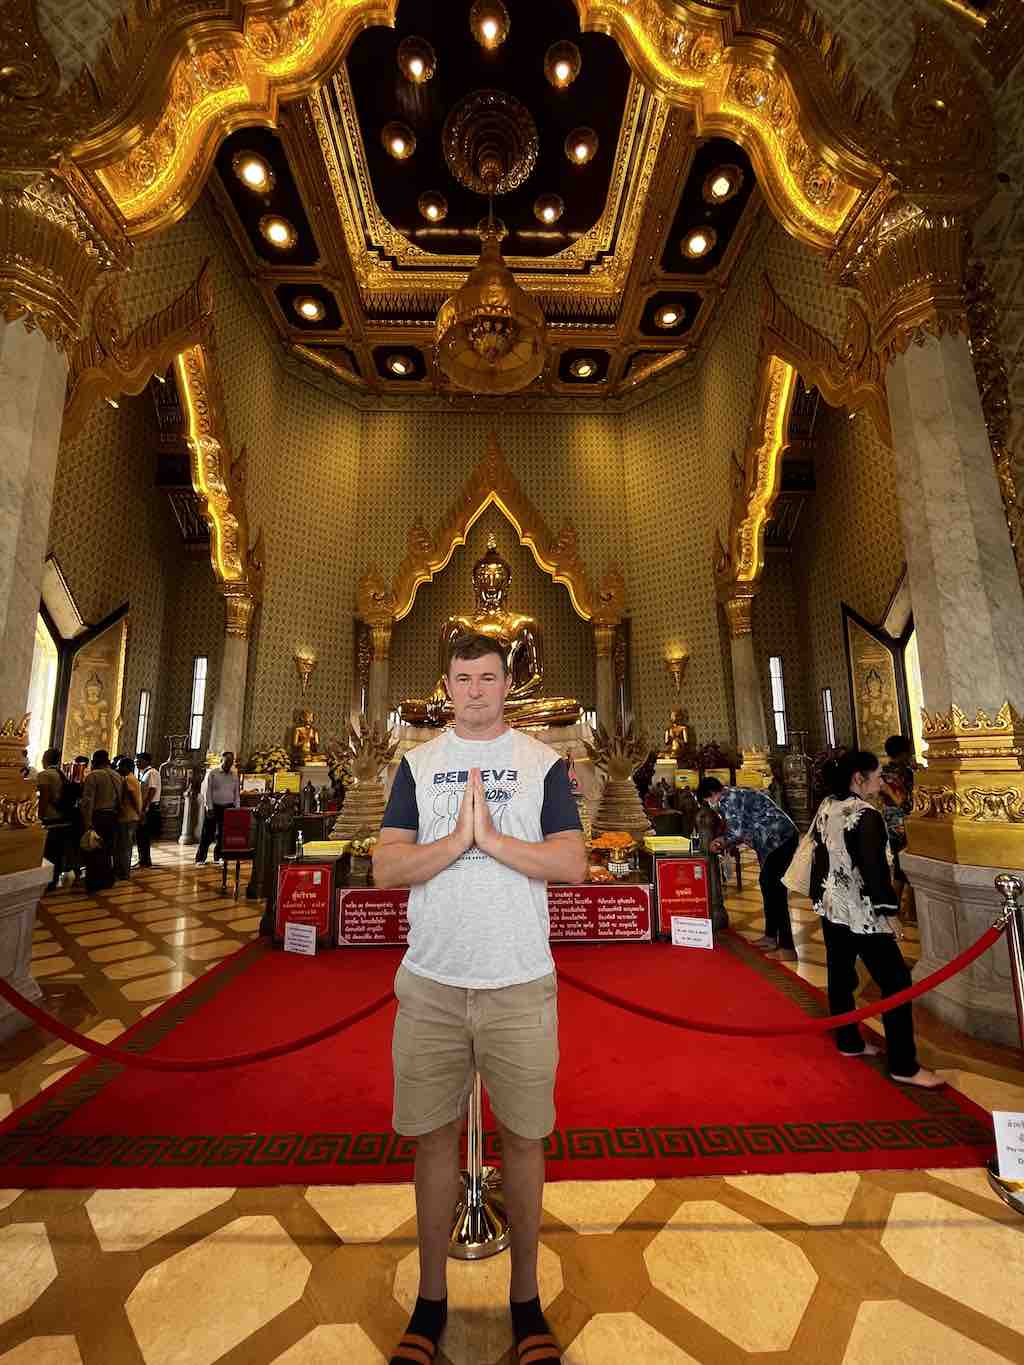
[565,127,598,166]
[569,357,597,379]
[654,304,682,329]
[418,190,449,223]
[382,121,416,160]
[469,0,510,50]
[681,225,717,259]
[231,151,274,194]
[533,193,564,225]
[545,40,581,89]
[387,355,413,376]
[259,214,297,250]
[702,164,743,205]
[397,35,436,83]
[294,296,326,322]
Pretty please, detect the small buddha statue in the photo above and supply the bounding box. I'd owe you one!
[290,709,326,767]
[400,537,580,729]
[663,706,695,765]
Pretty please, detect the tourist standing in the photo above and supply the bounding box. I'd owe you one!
[697,777,799,959]
[374,632,586,1365]
[809,750,943,1088]
[114,756,142,880]
[195,751,240,865]
[135,752,161,868]
[37,748,71,892]
[79,751,122,893]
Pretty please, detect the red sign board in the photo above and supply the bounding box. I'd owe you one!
[221,808,253,853]
[548,884,652,943]
[275,864,333,942]
[337,888,410,945]
[654,856,710,936]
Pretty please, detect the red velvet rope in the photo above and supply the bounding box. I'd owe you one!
[558,924,1006,1037]
[0,921,1006,1070]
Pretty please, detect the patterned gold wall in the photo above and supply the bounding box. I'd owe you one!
[158,557,225,755]
[389,506,596,714]
[753,554,809,742]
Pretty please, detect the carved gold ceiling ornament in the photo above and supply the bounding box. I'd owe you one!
[356,431,627,626]
[965,258,1023,593]
[63,259,215,441]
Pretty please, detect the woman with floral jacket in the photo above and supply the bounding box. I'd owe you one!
[809,750,943,1089]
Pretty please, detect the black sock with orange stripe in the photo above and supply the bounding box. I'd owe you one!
[389,1294,446,1364]
[511,1296,561,1361]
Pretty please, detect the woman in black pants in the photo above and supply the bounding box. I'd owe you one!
[809,751,943,1088]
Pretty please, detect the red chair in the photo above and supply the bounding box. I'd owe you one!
[220,808,255,899]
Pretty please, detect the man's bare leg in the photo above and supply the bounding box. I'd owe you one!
[498,1124,561,1359]
[414,1117,462,1298]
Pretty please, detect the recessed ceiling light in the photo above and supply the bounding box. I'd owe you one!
[533,193,564,225]
[569,357,597,379]
[231,151,274,194]
[397,36,436,83]
[682,225,717,259]
[382,121,416,160]
[702,164,743,205]
[295,296,325,322]
[418,191,448,223]
[565,127,598,166]
[387,354,413,376]
[259,214,297,250]
[470,0,509,49]
[654,305,681,328]
[545,40,581,89]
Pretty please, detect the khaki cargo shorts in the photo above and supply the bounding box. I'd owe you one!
[392,965,559,1140]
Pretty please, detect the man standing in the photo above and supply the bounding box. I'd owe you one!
[37,748,70,892]
[135,752,161,868]
[697,777,799,960]
[195,751,240,865]
[374,632,586,1365]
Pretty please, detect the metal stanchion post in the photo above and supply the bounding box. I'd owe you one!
[449,1072,511,1259]
[987,874,1024,1215]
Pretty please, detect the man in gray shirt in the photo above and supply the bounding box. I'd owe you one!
[195,751,240,865]
[375,633,586,1365]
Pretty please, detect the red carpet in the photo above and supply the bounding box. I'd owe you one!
[0,936,992,1187]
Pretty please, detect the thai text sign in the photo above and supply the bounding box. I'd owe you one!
[548,884,652,942]
[337,888,410,945]
[655,856,710,936]
[275,864,332,942]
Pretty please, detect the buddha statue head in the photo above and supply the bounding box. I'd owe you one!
[473,536,512,611]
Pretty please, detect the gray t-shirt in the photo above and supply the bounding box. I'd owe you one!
[381,728,581,989]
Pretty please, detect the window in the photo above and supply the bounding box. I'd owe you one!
[188,656,208,751]
[768,655,788,746]
[136,689,151,755]
[26,614,59,768]
[821,687,836,748]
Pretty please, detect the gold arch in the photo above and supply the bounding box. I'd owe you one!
[64,1,986,255]
[356,433,626,628]
[716,272,891,596]
[60,262,262,607]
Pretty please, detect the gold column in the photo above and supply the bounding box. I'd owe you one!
[593,622,616,733]
[368,619,394,731]
[207,588,257,760]
[723,591,772,787]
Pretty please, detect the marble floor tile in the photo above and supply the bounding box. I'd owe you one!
[0,1223,58,1323]
[38,1067,74,1091]
[0,1192,22,1212]
[842,1299,1010,1364]
[125,1215,310,1365]
[306,1185,416,1243]
[120,971,195,1001]
[209,907,261,922]
[564,1313,701,1364]
[88,941,156,963]
[72,929,137,947]
[47,1019,125,1064]
[65,918,128,935]
[161,927,223,947]
[723,1172,860,1225]
[224,915,261,932]
[0,1339,84,1365]
[270,1325,386,1364]
[941,1069,1024,1114]
[926,1168,1007,1208]
[86,1188,235,1252]
[542,1180,655,1234]
[30,941,67,960]
[184,941,239,962]
[29,956,76,977]
[101,954,179,981]
[140,916,204,933]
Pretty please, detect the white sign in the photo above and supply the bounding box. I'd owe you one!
[283,920,317,956]
[671,915,714,951]
[993,1110,1024,1181]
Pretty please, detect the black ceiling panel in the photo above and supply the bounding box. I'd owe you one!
[660,137,756,276]
[373,345,427,380]
[274,283,344,330]
[214,126,322,266]
[346,0,630,259]
[638,289,704,338]
[557,348,609,383]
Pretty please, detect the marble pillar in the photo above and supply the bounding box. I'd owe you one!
[0,864,48,1041]
[886,332,1024,717]
[594,624,616,733]
[724,594,771,783]
[0,320,68,721]
[367,622,392,730]
[207,633,250,758]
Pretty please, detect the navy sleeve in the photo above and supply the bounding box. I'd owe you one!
[540,759,582,835]
[381,756,419,831]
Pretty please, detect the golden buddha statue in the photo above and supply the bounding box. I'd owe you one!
[400,537,580,729]
[290,708,326,766]
[663,706,696,765]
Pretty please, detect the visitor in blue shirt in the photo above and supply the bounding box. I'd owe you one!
[697,778,799,959]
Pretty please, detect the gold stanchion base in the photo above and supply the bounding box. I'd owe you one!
[449,1165,511,1260]
[987,1159,1024,1216]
